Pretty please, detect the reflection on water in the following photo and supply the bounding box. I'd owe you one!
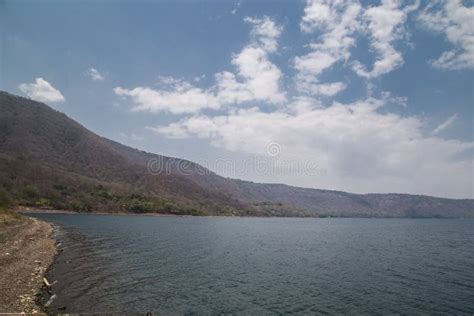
[28,214,474,314]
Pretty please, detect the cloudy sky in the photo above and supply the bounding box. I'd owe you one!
[2,0,473,198]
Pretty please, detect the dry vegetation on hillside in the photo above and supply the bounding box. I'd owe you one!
[0,91,472,218]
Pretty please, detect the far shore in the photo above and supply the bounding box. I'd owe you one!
[17,208,469,219]
[18,208,208,217]
[19,208,79,215]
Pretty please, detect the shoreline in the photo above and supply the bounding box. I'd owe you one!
[20,208,196,217]
[19,209,470,219]
[38,225,67,313]
[0,212,57,314]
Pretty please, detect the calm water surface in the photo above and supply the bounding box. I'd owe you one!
[28,214,474,314]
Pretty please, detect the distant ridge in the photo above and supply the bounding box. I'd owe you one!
[1,91,472,218]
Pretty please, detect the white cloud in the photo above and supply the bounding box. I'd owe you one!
[295,0,361,96]
[154,97,473,198]
[352,0,419,78]
[157,75,182,86]
[218,16,286,104]
[193,74,206,82]
[431,113,459,135]
[244,16,282,53]
[300,0,333,33]
[288,96,323,114]
[418,0,474,70]
[296,0,419,84]
[114,85,219,114]
[115,16,285,114]
[230,1,242,15]
[119,132,144,142]
[296,78,347,97]
[216,46,285,104]
[86,68,105,81]
[111,4,473,198]
[18,78,65,103]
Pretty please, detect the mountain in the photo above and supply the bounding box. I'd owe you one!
[0,91,472,218]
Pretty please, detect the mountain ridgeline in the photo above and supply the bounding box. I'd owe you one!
[0,91,472,218]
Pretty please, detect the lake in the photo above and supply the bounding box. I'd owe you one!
[28,214,474,314]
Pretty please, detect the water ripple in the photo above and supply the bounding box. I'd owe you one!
[27,214,474,315]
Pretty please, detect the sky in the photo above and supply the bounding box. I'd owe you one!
[1,0,473,198]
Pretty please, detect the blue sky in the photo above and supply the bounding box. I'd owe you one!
[1,0,473,198]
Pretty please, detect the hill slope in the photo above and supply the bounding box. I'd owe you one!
[0,91,472,218]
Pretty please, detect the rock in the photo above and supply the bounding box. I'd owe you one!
[43,277,52,287]
[44,294,56,307]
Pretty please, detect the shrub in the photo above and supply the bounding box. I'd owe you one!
[21,185,40,200]
[125,198,155,213]
[0,188,12,210]
[36,198,50,207]
[95,186,112,199]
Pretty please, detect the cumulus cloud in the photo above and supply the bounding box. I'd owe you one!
[114,16,285,114]
[86,68,105,81]
[214,16,286,104]
[296,0,419,85]
[18,78,65,103]
[352,0,419,78]
[113,5,473,198]
[295,0,361,96]
[431,113,459,135]
[114,85,219,114]
[418,0,474,70]
[244,16,282,53]
[153,97,473,198]
[296,80,347,97]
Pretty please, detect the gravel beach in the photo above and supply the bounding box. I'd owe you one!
[0,214,56,314]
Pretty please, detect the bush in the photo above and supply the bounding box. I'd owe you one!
[125,198,155,213]
[36,198,50,207]
[184,207,204,216]
[69,200,93,212]
[21,185,40,200]
[53,184,67,191]
[95,185,112,200]
[0,188,12,210]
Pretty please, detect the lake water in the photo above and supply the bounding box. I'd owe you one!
[28,214,474,314]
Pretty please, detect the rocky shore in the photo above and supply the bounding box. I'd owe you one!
[0,213,57,314]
